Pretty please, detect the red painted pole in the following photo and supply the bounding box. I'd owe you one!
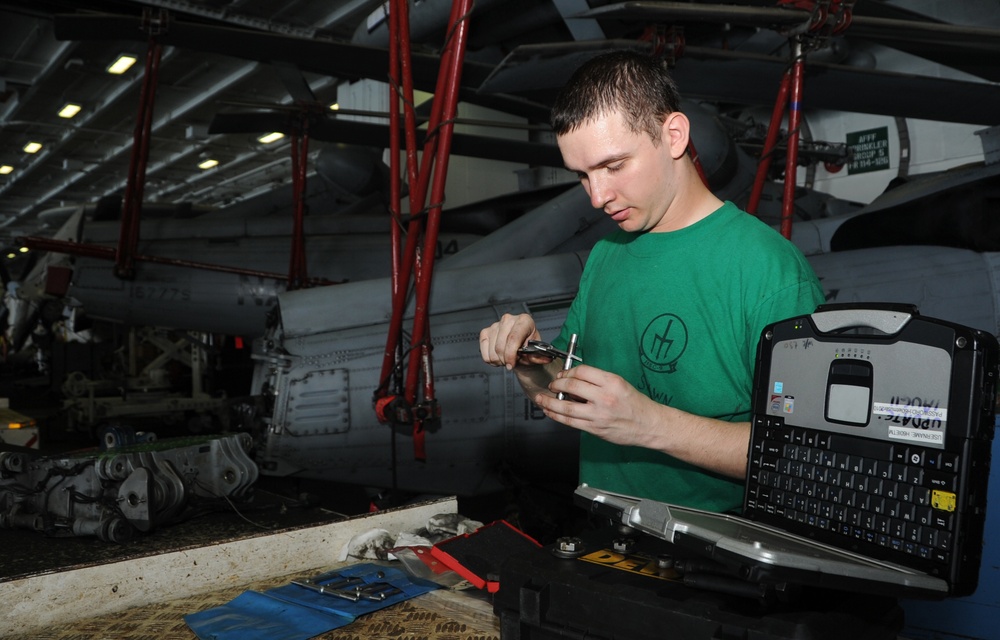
[404,0,473,410]
[116,33,162,279]
[780,39,805,240]
[376,0,420,403]
[746,70,791,215]
[388,0,403,284]
[374,0,474,461]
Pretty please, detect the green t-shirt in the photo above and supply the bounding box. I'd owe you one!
[556,201,825,512]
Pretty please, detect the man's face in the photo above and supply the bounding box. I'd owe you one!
[556,110,678,233]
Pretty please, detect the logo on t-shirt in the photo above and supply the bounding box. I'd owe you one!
[640,313,687,373]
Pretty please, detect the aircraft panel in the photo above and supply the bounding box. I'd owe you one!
[254,273,582,496]
[282,368,350,435]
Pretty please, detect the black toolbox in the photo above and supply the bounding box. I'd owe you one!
[494,524,903,640]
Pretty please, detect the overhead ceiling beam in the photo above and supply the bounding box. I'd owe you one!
[52,12,551,121]
[114,0,326,38]
[118,0,392,38]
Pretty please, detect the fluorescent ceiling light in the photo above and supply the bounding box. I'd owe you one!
[258,132,285,144]
[108,55,137,75]
[0,165,12,175]
[58,103,82,119]
[198,159,219,170]
[23,142,42,154]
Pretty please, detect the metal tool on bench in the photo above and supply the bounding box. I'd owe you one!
[292,573,402,602]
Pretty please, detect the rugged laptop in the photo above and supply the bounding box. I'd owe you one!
[577,303,998,598]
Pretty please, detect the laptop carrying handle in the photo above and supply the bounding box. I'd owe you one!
[810,302,918,336]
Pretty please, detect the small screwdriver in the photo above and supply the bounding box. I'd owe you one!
[557,333,578,401]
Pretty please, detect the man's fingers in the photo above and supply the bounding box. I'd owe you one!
[478,332,496,365]
[498,314,537,368]
[479,313,537,368]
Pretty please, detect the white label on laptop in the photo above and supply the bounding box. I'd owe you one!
[886,426,945,445]
[873,402,948,422]
[877,401,947,445]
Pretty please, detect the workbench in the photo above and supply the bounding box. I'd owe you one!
[1,495,499,639]
[4,568,499,639]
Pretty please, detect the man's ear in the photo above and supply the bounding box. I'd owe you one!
[662,112,690,159]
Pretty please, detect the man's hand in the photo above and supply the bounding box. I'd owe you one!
[538,364,750,479]
[536,364,659,448]
[480,312,567,401]
[479,313,543,370]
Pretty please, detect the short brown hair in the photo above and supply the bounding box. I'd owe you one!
[551,50,681,144]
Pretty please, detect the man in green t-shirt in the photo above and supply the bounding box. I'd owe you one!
[479,51,824,512]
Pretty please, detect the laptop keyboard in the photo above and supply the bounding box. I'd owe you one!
[746,416,957,572]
